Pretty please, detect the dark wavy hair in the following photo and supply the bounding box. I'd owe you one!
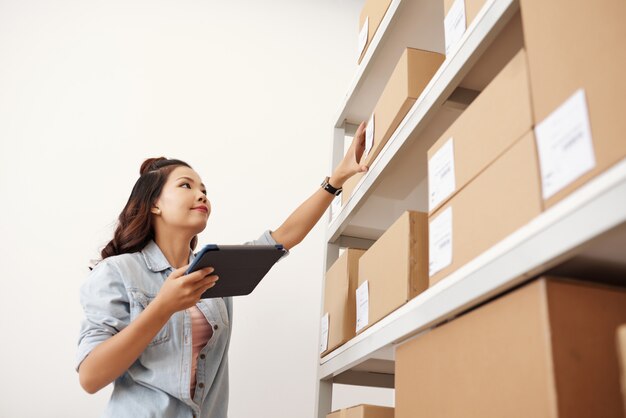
[99,157,199,261]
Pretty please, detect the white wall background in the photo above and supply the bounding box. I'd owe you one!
[0,0,393,416]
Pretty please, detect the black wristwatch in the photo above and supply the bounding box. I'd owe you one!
[321,176,342,196]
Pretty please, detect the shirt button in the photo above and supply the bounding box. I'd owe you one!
[214,324,219,330]
[200,354,206,360]
[198,383,205,388]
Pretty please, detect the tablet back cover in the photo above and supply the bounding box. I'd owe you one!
[189,245,285,298]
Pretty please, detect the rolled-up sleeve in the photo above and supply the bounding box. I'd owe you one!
[76,261,130,372]
[244,230,290,260]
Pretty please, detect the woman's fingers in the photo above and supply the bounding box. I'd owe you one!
[200,281,218,295]
[170,264,191,279]
[193,275,219,293]
[350,120,368,166]
[185,267,215,283]
[355,120,366,139]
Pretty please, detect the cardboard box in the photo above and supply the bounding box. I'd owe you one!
[357,211,428,334]
[328,404,394,418]
[358,0,392,64]
[364,48,445,168]
[321,249,366,356]
[618,325,626,415]
[396,277,626,418]
[443,0,488,54]
[427,48,533,214]
[428,131,543,287]
[520,0,626,209]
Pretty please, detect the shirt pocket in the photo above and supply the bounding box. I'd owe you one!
[128,288,170,346]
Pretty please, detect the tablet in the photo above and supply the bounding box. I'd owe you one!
[185,244,287,298]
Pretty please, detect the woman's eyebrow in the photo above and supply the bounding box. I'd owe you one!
[176,176,206,189]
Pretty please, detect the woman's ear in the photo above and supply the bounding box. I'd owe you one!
[151,207,161,215]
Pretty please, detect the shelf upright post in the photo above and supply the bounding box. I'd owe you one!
[314,122,349,418]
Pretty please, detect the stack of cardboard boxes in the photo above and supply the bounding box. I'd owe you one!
[521,0,626,209]
[320,211,428,354]
[425,0,626,285]
[426,48,540,286]
[324,0,626,416]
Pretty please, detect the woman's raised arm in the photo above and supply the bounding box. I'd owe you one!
[271,121,368,250]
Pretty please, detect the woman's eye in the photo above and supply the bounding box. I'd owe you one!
[202,190,207,195]
[181,183,191,189]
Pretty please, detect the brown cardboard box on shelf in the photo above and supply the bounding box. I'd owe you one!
[321,249,366,357]
[356,211,428,335]
[428,131,543,287]
[427,48,533,215]
[618,325,626,415]
[358,0,392,64]
[443,0,488,54]
[342,172,364,206]
[396,276,626,418]
[327,404,394,418]
[364,48,445,168]
[520,0,626,209]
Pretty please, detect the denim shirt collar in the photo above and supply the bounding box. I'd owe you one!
[141,240,194,272]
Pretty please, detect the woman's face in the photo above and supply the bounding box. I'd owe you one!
[152,166,211,234]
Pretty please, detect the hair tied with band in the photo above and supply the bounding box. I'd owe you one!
[139,157,168,176]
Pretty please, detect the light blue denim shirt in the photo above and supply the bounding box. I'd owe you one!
[76,230,287,418]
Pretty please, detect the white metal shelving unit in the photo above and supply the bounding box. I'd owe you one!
[315,0,626,416]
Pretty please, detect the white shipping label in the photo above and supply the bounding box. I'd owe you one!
[364,114,375,160]
[428,138,456,211]
[534,88,596,200]
[330,196,342,223]
[320,313,329,354]
[444,0,466,55]
[355,281,369,333]
[429,207,453,277]
[358,17,369,58]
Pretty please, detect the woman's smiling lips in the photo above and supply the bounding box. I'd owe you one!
[191,205,209,213]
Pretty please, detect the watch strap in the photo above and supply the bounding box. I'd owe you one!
[321,176,342,196]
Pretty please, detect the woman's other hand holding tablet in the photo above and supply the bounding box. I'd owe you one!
[154,265,219,316]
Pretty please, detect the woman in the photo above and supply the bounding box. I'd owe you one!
[76,122,367,417]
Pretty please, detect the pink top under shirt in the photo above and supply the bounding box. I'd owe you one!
[189,305,214,397]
